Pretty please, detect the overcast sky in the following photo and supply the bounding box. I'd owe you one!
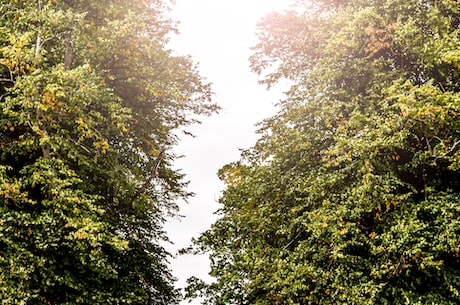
[165,1,294,303]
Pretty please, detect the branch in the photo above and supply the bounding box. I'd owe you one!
[35,0,43,60]
[0,93,10,102]
[131,148,166,209]
[64,32,74,69]
[35,29,42,59]
[0,78,14,84]
[282,231,302,250]
[69,137,93,154]
[431,138,460,165]
[0,63,14,84]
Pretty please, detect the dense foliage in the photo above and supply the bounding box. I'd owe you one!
[189,0,460,304]
[0,0,216,304]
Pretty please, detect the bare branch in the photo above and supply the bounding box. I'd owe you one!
[431,138,460,165]
[69,137,93,154]
[64,32,74,69]
[0,93,10,102]
[131,148,167,209]
[0,63,14,84]
[35,0,43,60]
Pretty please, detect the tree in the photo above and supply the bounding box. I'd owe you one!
[188,0,460,304]
[0,0,217,304]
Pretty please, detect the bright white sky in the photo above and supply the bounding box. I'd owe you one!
[165,1,294,304]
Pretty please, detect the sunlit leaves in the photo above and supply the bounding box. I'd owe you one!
[0,0,216,304]
[191,0,460,304]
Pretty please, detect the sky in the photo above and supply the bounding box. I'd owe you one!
[165,1,294,303]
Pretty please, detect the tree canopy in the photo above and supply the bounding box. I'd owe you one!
[188,0,460,304]
[0,0,217,304]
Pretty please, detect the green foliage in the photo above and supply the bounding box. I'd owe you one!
[189,0,460,304]
[0,0,217,304]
